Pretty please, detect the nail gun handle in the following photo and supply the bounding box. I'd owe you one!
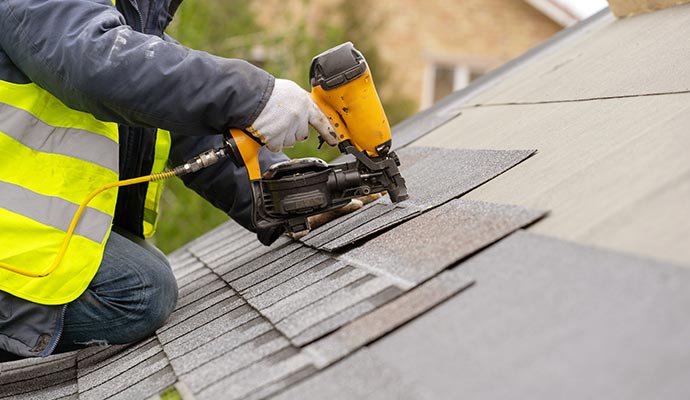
[226,129,262,181]
[309,42,391,158]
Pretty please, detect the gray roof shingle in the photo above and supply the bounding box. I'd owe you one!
[76,338,175,400]
[351,231,690,399]
[343,198,545,285]
[0,352,78,400]
[271,348,432,400]
[300,147,537,251]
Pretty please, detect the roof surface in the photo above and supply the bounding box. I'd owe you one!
[3,5,690,400]
[414,5,690,265]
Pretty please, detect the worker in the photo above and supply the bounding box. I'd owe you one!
[0,0,338,361]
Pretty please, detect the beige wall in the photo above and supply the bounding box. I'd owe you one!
[253,0,561,110]
[607,0,690,17]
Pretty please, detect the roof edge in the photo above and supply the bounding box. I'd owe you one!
[524,0,580,27]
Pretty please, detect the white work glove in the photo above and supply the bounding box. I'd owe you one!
[246,79,339,152]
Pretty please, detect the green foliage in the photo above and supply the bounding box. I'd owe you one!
[165,0,258,58]
[283,131,342,161]
[159,385,182,400]
[155,0,416,253]
[156,0,258,254]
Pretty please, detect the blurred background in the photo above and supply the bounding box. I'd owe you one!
[155,0,607,253]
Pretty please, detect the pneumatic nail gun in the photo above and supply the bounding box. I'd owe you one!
[224,42,409,245]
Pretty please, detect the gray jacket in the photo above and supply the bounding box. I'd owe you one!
[0,0,286,358]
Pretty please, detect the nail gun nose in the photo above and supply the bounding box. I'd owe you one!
[388,184,409,203]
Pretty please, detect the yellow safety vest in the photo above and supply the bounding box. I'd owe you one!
[0,80,119,305]
[0,82,172,305]
[0,0,170,305]
[143,129,171,238]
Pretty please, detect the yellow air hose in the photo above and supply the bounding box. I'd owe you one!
[0,145,229,278]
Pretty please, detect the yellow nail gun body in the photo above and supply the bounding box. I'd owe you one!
[226,42,408,245]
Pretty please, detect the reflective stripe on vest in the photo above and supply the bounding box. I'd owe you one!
[142,128,171,238]
[0,80,119,305]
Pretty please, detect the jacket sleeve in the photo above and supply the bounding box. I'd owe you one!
[0,0,273,136]
[169,132,289,232]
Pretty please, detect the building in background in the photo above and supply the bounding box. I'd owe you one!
[252,0,602,110]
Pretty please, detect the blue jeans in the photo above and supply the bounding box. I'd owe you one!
[54,229,178,353]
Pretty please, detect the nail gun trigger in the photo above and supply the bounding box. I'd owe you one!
[317,136,325,150]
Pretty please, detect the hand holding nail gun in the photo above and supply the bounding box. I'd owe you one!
[223,42,409,245]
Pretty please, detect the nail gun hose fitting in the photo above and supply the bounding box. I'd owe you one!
[171,147,228,176]
[0,146,229,278]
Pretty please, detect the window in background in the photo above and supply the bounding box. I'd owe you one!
[422,62,485,109]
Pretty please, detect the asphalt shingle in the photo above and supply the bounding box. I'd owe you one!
[174,264,213,290]
[175,271,218,300]
[186,219,248,257]
[271,348,433,400]
[0,352,77,400]
[196,349,315,400]
[305,269,475,367]
[218,241,303,280]
[77,338,174,400]
[305,203,419,251]
[242,257,343,311]
[200,236,293,277]
[159,153,543,356]
[343,198,545,284]
[174,278,228,310]
[169,317,274,375]
[299,147,536,251]
[398,147,536,209]
[161,303,257,358]
[162,287,236,332]
[290,285,404,346]
[193,231,261,267]
[1,379,78,400]
[259,263,365,323]
[178,329,292,395]
[241,253,335,302]
[274,275,397,342]
[230,246,319,292]
[77,339,160,393]
[167,255,204,280]
[108,366,175,400]
[363,231,690,399]
[241,364,318,400]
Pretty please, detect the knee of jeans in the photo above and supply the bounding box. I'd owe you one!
[141,259,178,331]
